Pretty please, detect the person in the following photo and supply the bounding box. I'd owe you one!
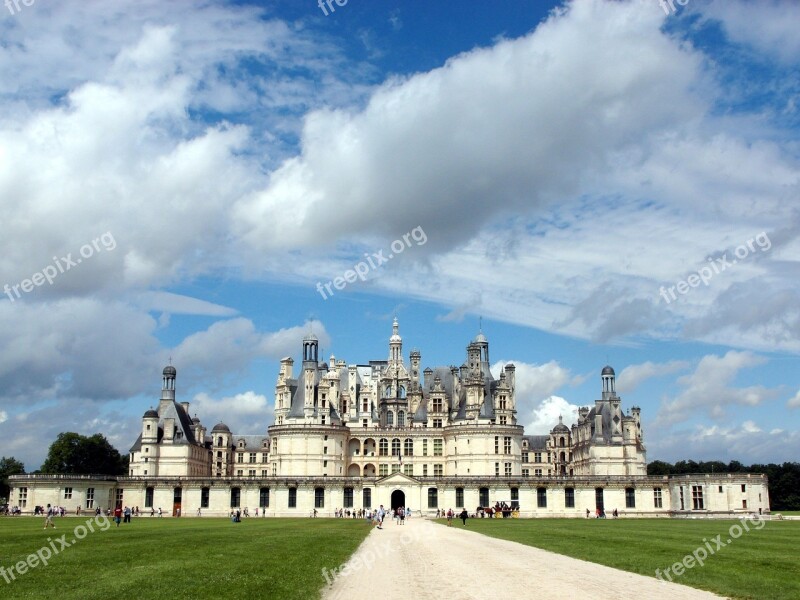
[43,504,56,529]
[376,505,385,529]
[150,507,155,517]
[158,507,163,518]
[197,508,201,517]
[446,508,453,527]
[76,505,81,517]
[459,508,468,526]
[114,506,123,527]
[586,508,590,518]
[123,506,131,523]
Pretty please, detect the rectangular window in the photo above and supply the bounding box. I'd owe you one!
[86,487,94,509]
[692,485,704,510]
[504,437,511,454]
[565,487,575,508]
[499,416,507,425]
[403,464,413,476]
[537,487,547,508]
[392,464,400,474]
[522,452,529,464]
[201,487,210,508]
[595,487,604,512]
[379,464,389,476]
[505,463,512,476]
[230,487,241,508]
[495,462,500,477]
[249,453,256,463]
[248,470,256,477]
[237,470,243,476]
[18,487,28,508]
[116,489,124,507]
[315,487,325,509]
[494,436,499,454]
[433,419,442,428]
[522,469,530,477]
[173,488,182,505]
[456,487,464,507]
[363,488,371,508]
[256,487,268,509]
[434,464,443,477]
[427,487,438,509]
[288,488,297,508]
[423,464,428,476]
[433,439,443,456]
[261,452,268,463]
[535,452,542,463]
[534,468,542,477]
[653,487,662,508]
[742,499,748,509]
[679,487,684,510]
[261,470,267,477]
[422,439,428,456]
[479,487,489,507]
[237,453,244,464]
[719,485,723,493]
[741,484,746,492]
[510,487,519,509]
[344,487,354,508]
[64,487,73,500]
[625,487,635,509]
[145,487,154,508]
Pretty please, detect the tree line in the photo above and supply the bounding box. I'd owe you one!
[648,460,800,511]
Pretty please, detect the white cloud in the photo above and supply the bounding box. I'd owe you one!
[191,391,273,435]
[0,410,7,424]
[616,360,689,393]
[788,390,800,409]
[525,395,581,435]
[656,351,778,425]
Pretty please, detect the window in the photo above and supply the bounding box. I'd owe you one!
[456,488,464,507]
[18,487,28,508]
[522,469,530,477]
[145,487,154,508]
[344,487,354,508]
[386,411,394,427]
[433,439,443,456]
[403,464,413,476]
[116,489,124,507]
[565,487,575,508]
[511,487,519,509]
[479,487,489,507]
[363,488,372,508]
[86,487,94,509]
[231,487,241,508]
[315,487,325,509]
[261,470,268,477]
[423,464,428,476]
[499,415,507,425]
[248,469,256,477]
[534,468,543,477]
[428,487,438,509]
[742,499,748,509]
[398,411,405,427]
[379,439,389,456]
[288,488,297,508]
[718,485,723,493]
[433,419,442,428]
[504,437,511,454]
[434,464,443,477]
[201,487,210,508]
[679,487,685,510]
[595,487,604,512]
[499,395,507,409]
[379,464,389,476]
[392,439,401,456]
[692,486,704,510]
[422,439,428,456]
[535,452,542,463]
[625,487,636,509]
[504,463,512,476]
[272,438,278,453]
[494,436,499,454]
[64,487,73,500]
[522,452,529,464]
[404,438,413,456]
[261,453,267,463]
[537,487,547,508]
[237,470,243,476]
[495,462,500,477]
[237,453,244,464]
[653,487,662,508]
[433,398,443,412]
[741,484,746,492]
[249,453,256,464]
[392,464,400,474]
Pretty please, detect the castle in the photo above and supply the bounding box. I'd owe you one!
[10,320,769,517]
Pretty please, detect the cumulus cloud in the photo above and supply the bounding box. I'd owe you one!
[616,360,689,393]
[191,391,273,435]
[526,396,581,435]
[788,390,800,409]
[656,351,778,425]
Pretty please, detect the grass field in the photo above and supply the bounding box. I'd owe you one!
[0,516,371,599]
[440,517,800,600]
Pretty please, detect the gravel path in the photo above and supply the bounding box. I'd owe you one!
[321,517,725,600]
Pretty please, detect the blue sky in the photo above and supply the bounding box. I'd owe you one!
[0,0,798,470]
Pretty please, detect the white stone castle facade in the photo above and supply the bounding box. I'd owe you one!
[10,320,769,517]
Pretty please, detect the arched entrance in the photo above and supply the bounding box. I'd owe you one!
[391,489,405,510]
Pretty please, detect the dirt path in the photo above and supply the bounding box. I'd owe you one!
[321,517,725,600]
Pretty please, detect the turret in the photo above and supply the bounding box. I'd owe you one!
[159,365,176,412]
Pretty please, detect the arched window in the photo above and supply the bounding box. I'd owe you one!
[217,437,223,447]
[560,437,565,447]
[379,439,388,456]
[404,438,413,456]
[385,385,393,397]
[399,386,406,398]
[387,411,394,427]
[560,451,566,462]
[398,411,405,427]
[392,439,401,456]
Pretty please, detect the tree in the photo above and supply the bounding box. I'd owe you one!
[0,456,26,502]
[40,432,127,476]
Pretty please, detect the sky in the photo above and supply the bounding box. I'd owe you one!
[0,0,798,471]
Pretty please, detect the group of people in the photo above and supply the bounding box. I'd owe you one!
[586,508,619,518]
[441,508,470,526]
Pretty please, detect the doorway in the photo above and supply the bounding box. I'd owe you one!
[391,490,405,510]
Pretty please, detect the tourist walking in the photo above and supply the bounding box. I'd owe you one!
[459,508,468,526]
[43,504,56,529]
[446,508,453,526]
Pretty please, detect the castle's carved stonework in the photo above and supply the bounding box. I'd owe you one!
[10,320,769,517]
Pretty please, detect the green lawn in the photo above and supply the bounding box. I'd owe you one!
[440,517,799,600]
[0,516,371,599]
